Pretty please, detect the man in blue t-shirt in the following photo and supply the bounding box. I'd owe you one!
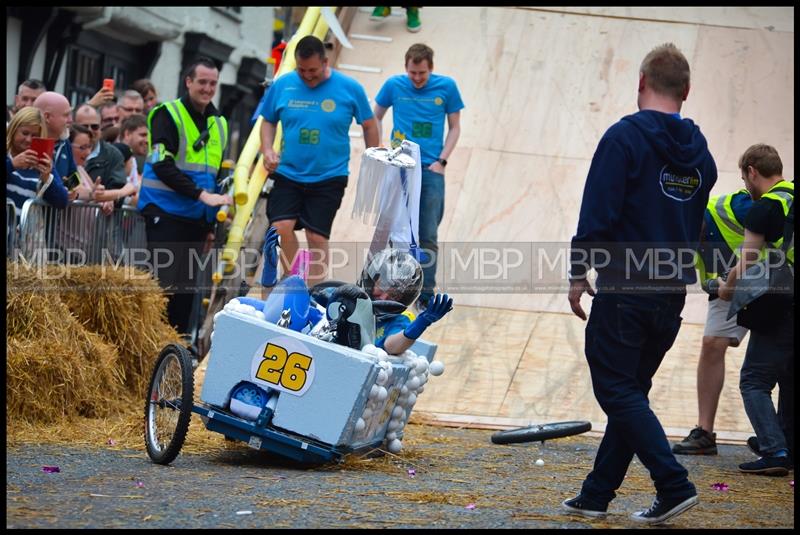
[258,35,379,287]
[373,43,464,311]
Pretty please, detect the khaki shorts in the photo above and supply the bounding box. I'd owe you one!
[703,297,748,346]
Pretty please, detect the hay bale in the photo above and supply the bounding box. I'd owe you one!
[6,261,185,426]
[51,264,184,395]
[6,292,126,425]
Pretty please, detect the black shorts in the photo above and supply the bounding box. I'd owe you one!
[266,173,348,239]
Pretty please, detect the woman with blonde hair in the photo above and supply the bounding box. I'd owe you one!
[6,106,68,211]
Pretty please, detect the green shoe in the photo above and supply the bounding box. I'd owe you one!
[406,7,421,32]
[370,6,391,20]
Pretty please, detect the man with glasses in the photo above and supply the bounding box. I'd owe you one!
[118,90,145,123]
[74,104,128,192]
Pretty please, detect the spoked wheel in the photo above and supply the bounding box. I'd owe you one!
[144,344,194,464]
[491,421,591,445]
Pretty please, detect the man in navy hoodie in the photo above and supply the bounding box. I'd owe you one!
[563,43,716,525]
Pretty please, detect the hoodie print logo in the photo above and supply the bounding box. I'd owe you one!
[659,165,702,202]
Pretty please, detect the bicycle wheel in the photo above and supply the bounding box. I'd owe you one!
[144,344,194,464]
[491,421,591,445]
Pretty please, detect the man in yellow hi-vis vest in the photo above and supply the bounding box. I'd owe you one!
[719,144,794,476]
[138,57,232,338]
[672,189,752,456]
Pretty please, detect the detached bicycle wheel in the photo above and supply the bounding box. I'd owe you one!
[144,344,194,464]
[491,421,591,445]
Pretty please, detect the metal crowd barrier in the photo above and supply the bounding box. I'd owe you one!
[9,198,147,266]
[6,199,18,255]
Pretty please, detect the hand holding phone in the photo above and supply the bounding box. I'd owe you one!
[103,78,115,92]
[30,137,55,159]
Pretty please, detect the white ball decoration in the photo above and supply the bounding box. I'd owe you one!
[392,406,404,419]
[376,348,388,359]
[362,344,377,355]
[386,431,397,441]
[407,393,417,406]
[400,385,409,395]
[387,419,400,431]
[387,439,402,453]
[407,377,421,391]
[376,369,388,385]
[429,361,445,376]
[417,385,425,394]
[362,407,373,420]
[415,359,429,374]
[377,386,388,401]
[355,418,366,432]
[369,385,379,399]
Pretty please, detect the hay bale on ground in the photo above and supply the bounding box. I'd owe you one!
[51,264,185,395]
[6,261,185,426]
[6,289,127,425]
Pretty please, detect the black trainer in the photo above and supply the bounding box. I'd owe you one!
[561,495,607,518]
[631,495,698,525]
[672,426,717,455]
[745,438,794,464]
[739,456,791,476]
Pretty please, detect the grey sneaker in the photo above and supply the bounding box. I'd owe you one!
[561,495,607,518]
[672,426,717,455]
[631,495,698,525]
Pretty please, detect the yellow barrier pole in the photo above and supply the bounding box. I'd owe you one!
[213,7,325,283]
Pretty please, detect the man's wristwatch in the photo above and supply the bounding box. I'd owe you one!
[436,158,448,167]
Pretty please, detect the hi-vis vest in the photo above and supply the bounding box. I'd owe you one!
[138,99,228,223]
[695,189,751,286]
[761,180,794,265]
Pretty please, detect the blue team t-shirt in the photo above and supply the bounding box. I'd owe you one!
[375,312,413,350]
[259,70,373,183]
[374,73,464,166]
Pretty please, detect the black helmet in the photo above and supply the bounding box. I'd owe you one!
[326,284,375,350]
[359,248,423,307]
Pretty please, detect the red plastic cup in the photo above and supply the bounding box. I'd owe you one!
[30,137,55,159]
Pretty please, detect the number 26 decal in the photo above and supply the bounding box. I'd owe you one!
[255,343,313,392]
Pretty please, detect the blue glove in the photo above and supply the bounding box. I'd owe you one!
[261,226,279,287]
[403,293,454,340]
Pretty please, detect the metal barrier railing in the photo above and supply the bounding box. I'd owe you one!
[11,198,147,266]
[6,199,18,256]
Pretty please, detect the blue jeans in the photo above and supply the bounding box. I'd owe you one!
[418,168,445,299]
[579,292,696,507]
[740,310,794,456]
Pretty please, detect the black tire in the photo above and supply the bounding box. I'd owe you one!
[491,421,591,445]
[144,344,194,464]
